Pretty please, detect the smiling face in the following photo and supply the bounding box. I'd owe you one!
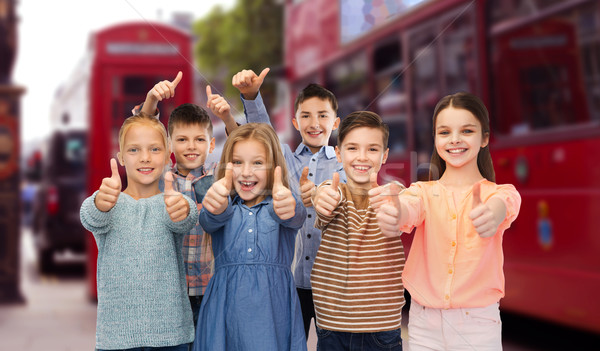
[118,124,169,192]
[434,106,489,173]
[231,138,269,207]
[292,97,340,154]
[336,127,388,191]
[170,123,215,176]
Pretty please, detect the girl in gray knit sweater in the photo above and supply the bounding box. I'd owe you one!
[80,113,198,351]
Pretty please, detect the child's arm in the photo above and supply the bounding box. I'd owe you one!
[140,71,182,116]
[312,173,342,219]
[206,85,238,134]
[164,172,191,223]
[232,68,271,124]
[80,158,121,234]
[201,163,233,216]
[270,166,307,229]
[469,182,521,238]
[299,167,315,208]
[95,158,121,212]
[370,182,406,238]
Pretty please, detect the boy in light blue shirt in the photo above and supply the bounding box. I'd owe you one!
[232,68,346,339]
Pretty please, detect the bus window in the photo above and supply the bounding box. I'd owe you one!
[373,38,407,155]
[325,51,370,145]
[439,7,478,94]
[491,1,597,136]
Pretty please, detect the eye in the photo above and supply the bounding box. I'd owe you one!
[369,147,379,152]
[319,114,328,118]
[151,147,161,152]
[128,148,138,153]
[196,138,206,142]
[462,129,474,134]
[347,146,357,151]
[232,160,242,165]
[300,114,309,119]
[437,130,449,135]
[254,160,263,165]
[176,138,185,142]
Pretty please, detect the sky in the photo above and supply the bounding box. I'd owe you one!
[14,0,236,145]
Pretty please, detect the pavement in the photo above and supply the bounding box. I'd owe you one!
[0,228,96,351]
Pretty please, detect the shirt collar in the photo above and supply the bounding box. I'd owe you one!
[172,164,206,179]
[232,194,272,207]
[294,143,337,159]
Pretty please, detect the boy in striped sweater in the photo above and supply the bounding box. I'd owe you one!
[311,111,405,350]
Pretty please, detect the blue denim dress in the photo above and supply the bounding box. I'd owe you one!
[193,195,307,351]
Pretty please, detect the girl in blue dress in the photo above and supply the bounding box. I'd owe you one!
[193,123,307,351]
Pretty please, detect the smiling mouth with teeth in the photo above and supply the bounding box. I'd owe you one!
[447,149,467,154]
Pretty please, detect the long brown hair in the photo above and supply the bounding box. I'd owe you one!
[429,92,495,182]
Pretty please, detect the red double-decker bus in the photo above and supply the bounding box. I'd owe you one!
[278,0,600,333]
[47,22,194,299]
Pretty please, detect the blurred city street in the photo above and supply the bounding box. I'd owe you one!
[0,228,96,351]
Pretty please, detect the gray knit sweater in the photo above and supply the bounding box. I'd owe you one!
[80,191,197,349]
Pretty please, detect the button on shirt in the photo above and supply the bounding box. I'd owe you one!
[398,180,521,309]
[242,93,346,289]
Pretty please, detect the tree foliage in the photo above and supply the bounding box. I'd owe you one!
[193,0,283,100]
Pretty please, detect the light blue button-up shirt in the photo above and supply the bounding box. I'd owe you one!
[242,93,346,289]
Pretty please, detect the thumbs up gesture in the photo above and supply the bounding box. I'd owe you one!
[164,172,189,222]
[232,68,270,100]
[469,182,501,238]
[141,71,182,115]
[206,85,232,122]
[202,162,233,215]
[272,166,296,220]
[95,158,122,212]
[375,182,404,237]
[299,167,315,207]
[313,172,341,216]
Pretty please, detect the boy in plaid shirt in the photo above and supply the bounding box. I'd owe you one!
[136,72,237,328]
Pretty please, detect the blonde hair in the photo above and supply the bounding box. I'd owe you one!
[217,123,290,194]
[118,112,169,153]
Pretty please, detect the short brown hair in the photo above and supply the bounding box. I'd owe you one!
[337,111,389,148]
[294,83,338,115]
[167,103,213,137]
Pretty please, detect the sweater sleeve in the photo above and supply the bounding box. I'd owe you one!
[489,183,522,233]
[164,194,199,234]
[79,191,113,236]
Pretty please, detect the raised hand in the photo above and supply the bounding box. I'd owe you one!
[141,71,183,115]
[95,158,122,212]
[231,68,270,100]
[299,167,315,207]
[202,163,233,215]
[469,182,501,238]
[375,182,403,237]
[164,172,190,222]
[272,166,296,220]
[368,173,385,211]
[206,85,232,122]
[313,172,341,216]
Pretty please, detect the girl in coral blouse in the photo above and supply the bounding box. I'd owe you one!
[370,92,521,351]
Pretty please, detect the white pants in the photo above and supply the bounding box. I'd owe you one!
[407,300,502,351]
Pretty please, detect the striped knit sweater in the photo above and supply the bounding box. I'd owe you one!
[311,182,405,332]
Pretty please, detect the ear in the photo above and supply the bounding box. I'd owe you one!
[209,137,216,153]
[292,117,300,132]
[332,117,340,131]
[481,132,490,149]
[117,152,124,166]
[335,145,342,163]
[382,148,389,165]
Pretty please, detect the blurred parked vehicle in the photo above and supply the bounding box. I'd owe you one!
[32,130,87,273]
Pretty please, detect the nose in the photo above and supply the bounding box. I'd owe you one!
[241,162,252,177]
[186,140,196,150]
[140,149,151,162]
[310,116,319,128]
[358,148,368,160]
[450,131,461,143]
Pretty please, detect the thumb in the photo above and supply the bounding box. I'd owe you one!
[299,167,309,185]
[331,172,340,189]
[389,182,402,209]
[206,85,213,98]
[257,67,270,82]
[223,162,233,191]
[110,158,120,180]
[472,182,482,207]
[370,172,379,189]
[172,71,183,88]
[273,166,283,190]
[164,171,175,193]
